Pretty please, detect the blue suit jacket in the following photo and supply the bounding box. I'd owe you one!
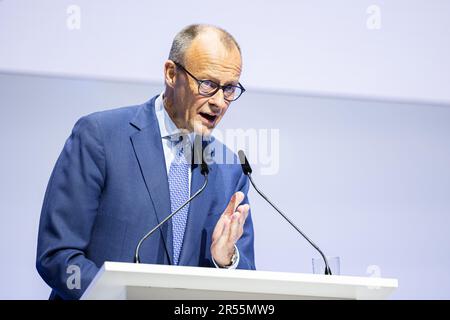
[36,96,256,300]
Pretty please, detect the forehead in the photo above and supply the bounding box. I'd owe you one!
[184,33,242,81]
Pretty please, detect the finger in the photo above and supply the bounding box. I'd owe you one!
[228,212,241,243]
[235,205,249,239]
[221,216,232,239]
[216,216,232,247]
[236,204,250,225]
[212,214,229,241]
[223,192,245,217]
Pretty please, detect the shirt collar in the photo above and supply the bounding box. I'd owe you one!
[155,92,185,141]
[155,93,211,144]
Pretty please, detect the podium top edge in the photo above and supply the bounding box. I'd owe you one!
[102,261,398,288]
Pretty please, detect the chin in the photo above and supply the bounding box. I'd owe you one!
[192,121,214,137]
[198,126,214,137]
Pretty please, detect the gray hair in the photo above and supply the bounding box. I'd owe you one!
[168,24,241,64]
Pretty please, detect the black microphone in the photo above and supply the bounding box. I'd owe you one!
[238,150,332,275]
[134,140,209,264]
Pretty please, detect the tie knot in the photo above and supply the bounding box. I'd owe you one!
[169,134,183,144]
[171,135,191,165]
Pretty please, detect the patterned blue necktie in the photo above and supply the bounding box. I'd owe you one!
[168,136,190,265]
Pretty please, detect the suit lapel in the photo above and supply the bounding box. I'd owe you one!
[130,97,173,265]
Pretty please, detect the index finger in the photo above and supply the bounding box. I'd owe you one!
[223,191,245,217]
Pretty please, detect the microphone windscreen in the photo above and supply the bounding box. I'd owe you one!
[193,135,209,175]
[238,150,252,175]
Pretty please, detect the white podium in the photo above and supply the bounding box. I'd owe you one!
[81,262,397,300]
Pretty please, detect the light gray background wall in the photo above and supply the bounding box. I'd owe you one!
[1,72,449,299]
[1,0,450,104]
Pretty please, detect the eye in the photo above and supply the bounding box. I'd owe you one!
[199,80,218,92]
[223,86,236,95]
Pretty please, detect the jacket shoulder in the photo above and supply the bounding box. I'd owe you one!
[81,104,142,128]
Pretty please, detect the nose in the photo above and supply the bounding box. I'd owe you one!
[207,88,228,110]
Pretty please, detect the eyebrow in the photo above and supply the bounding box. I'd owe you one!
[200,74,239,86]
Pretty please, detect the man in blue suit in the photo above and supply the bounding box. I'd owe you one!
[36,24,255,299]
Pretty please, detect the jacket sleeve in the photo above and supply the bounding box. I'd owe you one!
[36,114,106,300]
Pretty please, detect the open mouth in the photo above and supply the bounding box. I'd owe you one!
[199,112,218,125]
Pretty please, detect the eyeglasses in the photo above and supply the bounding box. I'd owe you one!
[173,61,245,102]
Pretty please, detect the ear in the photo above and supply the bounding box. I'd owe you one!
[164,60,177,88]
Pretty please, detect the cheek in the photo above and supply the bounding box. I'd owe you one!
[219,105,230,118]
[176,80,196,108]
[187,99,206,120]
